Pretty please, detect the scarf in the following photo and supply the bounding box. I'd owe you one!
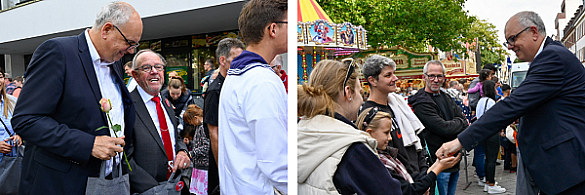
[378,147,414,183]
[227,50,274,76]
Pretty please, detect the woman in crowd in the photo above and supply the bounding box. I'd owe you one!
[477,80,506,194]
[356,107,461,195]
[162,76,193,132]
[162,76,192,116]
[360,54,427,177]
[467,69,493,97]
[298,60,402,194]
[0,69,21,171]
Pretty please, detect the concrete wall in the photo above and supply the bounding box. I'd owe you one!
[0,0,240,44]
[4,54,25,77]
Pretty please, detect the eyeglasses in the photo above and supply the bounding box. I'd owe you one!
[135,64,165,73]
[113,24,140,52]
[503,27,530,47]
[362,107,379,128]
[425,74,444,80]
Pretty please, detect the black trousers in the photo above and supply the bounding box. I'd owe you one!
[484,134,500,183]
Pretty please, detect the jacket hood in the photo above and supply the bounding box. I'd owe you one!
[227,50,273,76]
[297,115,377,182]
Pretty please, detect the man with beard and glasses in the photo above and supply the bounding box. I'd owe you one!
[408,60,468,195]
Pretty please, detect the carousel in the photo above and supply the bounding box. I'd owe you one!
[297,0,369,84]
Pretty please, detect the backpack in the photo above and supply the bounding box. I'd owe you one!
[468,79,480,111]
[191,125,209,169]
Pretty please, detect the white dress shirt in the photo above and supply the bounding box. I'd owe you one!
[85,29,125,176]
[136,85,177,160]
[218,66,288,195]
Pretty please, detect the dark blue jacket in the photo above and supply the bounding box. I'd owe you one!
[458,37,585,194]
[12,32,135,195]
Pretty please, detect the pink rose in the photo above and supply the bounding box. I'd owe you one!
[99,98,112,113]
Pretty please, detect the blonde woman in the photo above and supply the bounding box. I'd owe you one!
[0,69,21,164]
[298,60,401,195]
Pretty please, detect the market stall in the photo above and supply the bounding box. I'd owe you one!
[297,0,369,84]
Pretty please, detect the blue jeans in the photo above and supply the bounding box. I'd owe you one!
[437,171,459,195]
[473,144,486,178]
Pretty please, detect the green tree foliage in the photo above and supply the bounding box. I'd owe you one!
[316,0,473,52]
[467,16,509,65]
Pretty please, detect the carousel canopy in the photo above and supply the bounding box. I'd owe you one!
[298,0,332,23]
[297,0,368,51]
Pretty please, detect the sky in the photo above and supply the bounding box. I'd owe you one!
[464,0,572,60]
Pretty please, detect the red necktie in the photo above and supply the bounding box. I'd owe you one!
[152,96,174,179]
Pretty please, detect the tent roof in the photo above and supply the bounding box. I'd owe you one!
[298,0,332,23]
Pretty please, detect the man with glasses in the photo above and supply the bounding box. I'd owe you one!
[437,11,585,195]
[12,2,140,194]
[408,60,469,195]
[127,49,190,193]
[218,0,288,194]
[270,54,288,92]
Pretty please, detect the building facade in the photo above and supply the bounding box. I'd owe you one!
[0,0,247,91]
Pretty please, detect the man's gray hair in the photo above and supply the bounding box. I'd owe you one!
[216,38,245,61]
[515,11,546,36]
[271,54,283,66]
[449,80,458,88]
[362,54,396,82]
[423,60,445,74]
[93,2,134,29]
[132,49,167,69]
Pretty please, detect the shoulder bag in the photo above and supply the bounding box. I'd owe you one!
[191,125,209,169]
[0,118,22,194]
[134,169,184,195]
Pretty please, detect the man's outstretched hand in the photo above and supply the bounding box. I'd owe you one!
[436,138,463,160]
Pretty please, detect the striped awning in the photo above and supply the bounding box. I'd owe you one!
[298,0,333,23]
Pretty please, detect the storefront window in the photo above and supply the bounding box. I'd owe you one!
[164,52,190,89]
[192,48,216,93]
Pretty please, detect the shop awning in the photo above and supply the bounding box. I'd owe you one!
[298,0,333,22]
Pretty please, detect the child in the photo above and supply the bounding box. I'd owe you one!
[183,104,209,195]
[467,69,493,97]
[356,107,461,195]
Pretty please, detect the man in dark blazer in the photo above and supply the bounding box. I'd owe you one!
[11,2,141,195]
[127,49,190,193]
[436,11,585,195]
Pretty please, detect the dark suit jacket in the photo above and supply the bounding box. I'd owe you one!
[128,89,188,193]
[12,32,135,195]
[458,37,585,194]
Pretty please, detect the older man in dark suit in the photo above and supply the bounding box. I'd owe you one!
[437,11,585,195]
[12,2,140,195]
[127,49,190,193]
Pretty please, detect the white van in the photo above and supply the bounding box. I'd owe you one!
[508,62,530,90]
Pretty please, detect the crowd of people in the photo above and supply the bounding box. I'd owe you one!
[1,0,288,195]
[2,2,585,195]
[298,10,585,195]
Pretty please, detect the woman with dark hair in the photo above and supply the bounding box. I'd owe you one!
[162,76,193,132]
[467,69,493,97]
[477,80,506,194]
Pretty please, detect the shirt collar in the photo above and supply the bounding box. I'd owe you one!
[136,84,158,104]
[533,37,546,60]
[84,29,114,67]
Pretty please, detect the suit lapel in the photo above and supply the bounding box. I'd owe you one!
[130,90,167,155]
[77,32,107,127]
[161,96,178,128]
